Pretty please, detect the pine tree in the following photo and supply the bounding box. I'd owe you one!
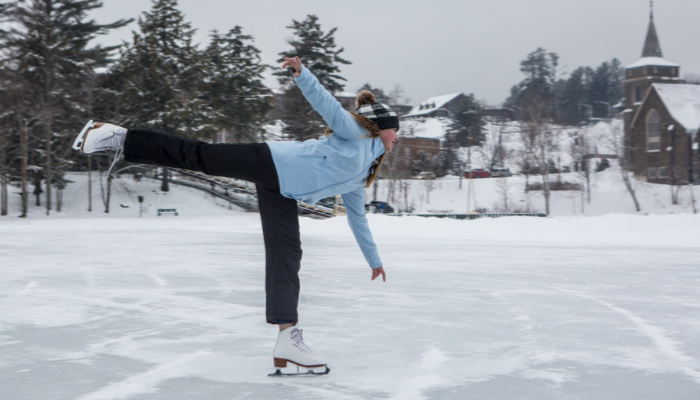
[445,94,485,188]
[274,15,351,141]
[505,48,559,121]
[559,67,593,125]
[1,0,131,215]
[587,59,624,118]
[275,15,351,93]
[104,0,213,139]
[446,94,485,147]
[203,27,272,143]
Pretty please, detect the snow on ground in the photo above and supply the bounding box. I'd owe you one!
[3,172,246,220]
[2,171,700,399]
[372,166,699,216]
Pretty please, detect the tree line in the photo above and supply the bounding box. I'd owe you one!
[0,2,636,218]
[505,47,625,124]
[0,0,351,216]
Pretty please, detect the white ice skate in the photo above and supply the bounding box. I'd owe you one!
[269,326,329,377]
[72,120,128,177]
[72,121,127,154]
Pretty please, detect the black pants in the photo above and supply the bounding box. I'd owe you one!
[124,129,302,324]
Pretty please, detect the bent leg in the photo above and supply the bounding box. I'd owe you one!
[256,184,302,324]
[124,129,278,187]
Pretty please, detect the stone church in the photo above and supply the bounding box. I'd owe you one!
[623,8,700,184]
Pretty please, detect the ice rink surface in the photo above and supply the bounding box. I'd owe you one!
[1,213,699,399]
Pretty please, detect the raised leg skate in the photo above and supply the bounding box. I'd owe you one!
[72,121,128,177]
[268,326,330,377]
[72,121,127,154]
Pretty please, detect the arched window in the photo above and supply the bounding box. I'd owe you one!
[646,109,660,151]
[634,85,642,103]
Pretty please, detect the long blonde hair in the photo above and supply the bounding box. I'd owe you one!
[323,111,386,188]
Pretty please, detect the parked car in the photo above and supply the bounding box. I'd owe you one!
[464,168,491,178]
[490,167,512,177]
[413,171,436,180]
[365,201,395,214]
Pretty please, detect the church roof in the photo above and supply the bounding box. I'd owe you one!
[654,84,700,135]
[633,84,700,135]
[626,6,679,70]
[626,57,679,69]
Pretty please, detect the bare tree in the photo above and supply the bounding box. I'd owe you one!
[519,97,560,215]
[570,131,593,207]
[382,144,404,205]
[400,180,413,213]
[478,121,512,170]
[601,122,641,212]
[387,84,411,106]
[87,155,93,212]
[0,124,7,216]
[98,156,113,213]
[412,150,439,203]
[494,177,512,212]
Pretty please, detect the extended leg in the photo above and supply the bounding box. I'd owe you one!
[123,129,278,187]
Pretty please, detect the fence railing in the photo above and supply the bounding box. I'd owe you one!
[385,213,546,220]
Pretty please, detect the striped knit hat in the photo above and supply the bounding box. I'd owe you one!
[355,90,400,131]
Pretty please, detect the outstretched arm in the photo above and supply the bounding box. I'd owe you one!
[342,188,386,282]
[280,57,363,141]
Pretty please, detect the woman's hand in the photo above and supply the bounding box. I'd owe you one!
[281,56,302,77]
[372,266,386,282]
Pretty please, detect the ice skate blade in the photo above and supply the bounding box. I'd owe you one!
[268,367,330,377]
[73,120,95,151]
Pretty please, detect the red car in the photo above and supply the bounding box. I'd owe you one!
[464,168,491,178]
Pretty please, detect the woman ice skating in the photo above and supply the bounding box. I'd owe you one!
[72,56,400,376]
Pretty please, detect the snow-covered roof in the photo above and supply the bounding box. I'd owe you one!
[400,118,450,139]
[653,84,700,135]
[626,57,679,69]
[405,93,461,117]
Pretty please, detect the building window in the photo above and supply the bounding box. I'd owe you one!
[646,109,661,151]
[659,167,669,178]
[634,85,642,103]
[653,67,659,74]
[648,168,657,179]
[674,166,681,178]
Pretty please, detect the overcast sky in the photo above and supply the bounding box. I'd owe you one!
[90,0,700,106]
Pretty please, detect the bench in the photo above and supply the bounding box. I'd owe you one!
[157,208,179,216]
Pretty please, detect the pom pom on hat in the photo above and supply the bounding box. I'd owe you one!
[356,90,377,109]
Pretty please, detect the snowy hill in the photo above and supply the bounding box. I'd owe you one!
[4,164,698,221]
[371,166,699,216]
[3,172,247,219]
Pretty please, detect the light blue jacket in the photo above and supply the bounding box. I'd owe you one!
[266,66,385,269]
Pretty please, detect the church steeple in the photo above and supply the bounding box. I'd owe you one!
[642,1,663,58]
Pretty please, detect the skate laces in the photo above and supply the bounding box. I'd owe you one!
[107,149,123,178]
[91,126,126,178]
[290,328,316,355]
[94,126,127,151]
